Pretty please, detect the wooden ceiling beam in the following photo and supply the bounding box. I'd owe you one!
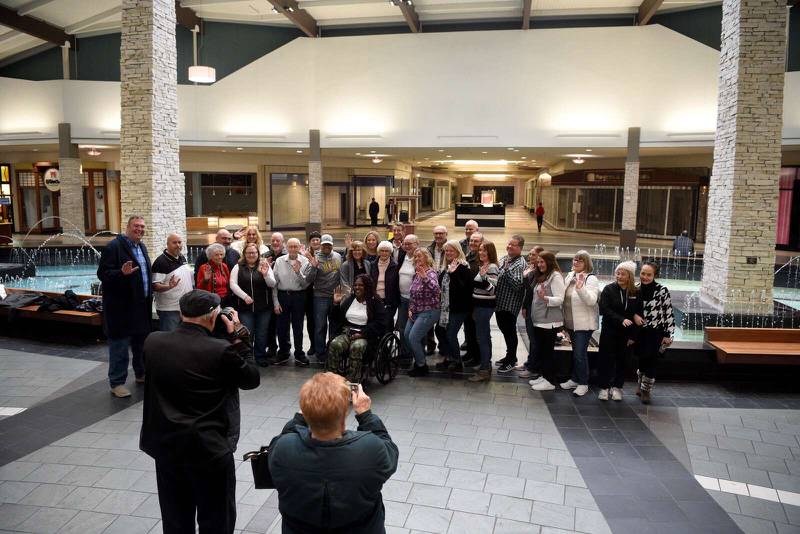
[637,0,664,25]
[0,4,74,46]
[176,1,202,29]
[522,0,531,29]
[264,0,319,37]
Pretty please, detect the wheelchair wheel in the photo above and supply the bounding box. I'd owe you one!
[375,332,400,385]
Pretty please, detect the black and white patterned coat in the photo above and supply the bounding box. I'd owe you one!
[641,282,675,338]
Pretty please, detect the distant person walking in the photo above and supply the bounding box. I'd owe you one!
[98,215,152,398]
[369,198,380,227]
[672,230,694,257]
[535,202,545,233]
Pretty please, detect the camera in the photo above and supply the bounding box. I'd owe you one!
[213,306,237,337]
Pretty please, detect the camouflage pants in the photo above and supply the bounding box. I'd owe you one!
[326,333,369,382]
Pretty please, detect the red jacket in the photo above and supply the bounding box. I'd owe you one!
[196,261,230,298]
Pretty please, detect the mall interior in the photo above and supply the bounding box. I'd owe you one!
[0,1,800,533]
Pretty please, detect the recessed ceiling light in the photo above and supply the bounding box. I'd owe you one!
[585,149,592,152]
[521,157,527,160]
[372,157,383,164]
[32,148,38,152]
[370,150,376,153]
[296,150,303,153]
[355,152,361,155]
[573,158,585,164]
[507,147,515,151]
[481,151,488,154]
[446,155,452,158]
[438,149,444,153]
[236,147,243,151]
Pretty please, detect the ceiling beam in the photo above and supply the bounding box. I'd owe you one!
[522,0,531,29]
[637,0,664,25]
[393,0,420,33]
[264,0,319,37]
[0,4,74,46]
[17,0,59,17]
[176,1,202,29]
[64,7,121,34]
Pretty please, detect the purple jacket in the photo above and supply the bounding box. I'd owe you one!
[409,269,441,316]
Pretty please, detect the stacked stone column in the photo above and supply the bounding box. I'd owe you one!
[306,129,322,235]
[620,127,640,250]
[700,0,787,314]
[57,123,84,236]
[119,0,185,253]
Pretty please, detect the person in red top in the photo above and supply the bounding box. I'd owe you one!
[535,202,545,233]
[196,243,231,301]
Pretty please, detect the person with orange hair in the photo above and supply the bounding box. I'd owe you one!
[267,372,398,533]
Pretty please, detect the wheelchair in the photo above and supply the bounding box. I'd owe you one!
[328,329,401,386]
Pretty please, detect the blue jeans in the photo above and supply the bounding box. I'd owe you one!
[108,334,147,388]
[473,307,495,371]
[313,296,334,359]
[568,329,592,386]
[404,309,441,367]
[278,290,306,357]
[158,310,181,332]
[239,309,272,364]
[396,297,410,354]
[443,312,467,361]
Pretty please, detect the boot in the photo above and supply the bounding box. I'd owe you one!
[635,369,642,397]
[640,375,655,405]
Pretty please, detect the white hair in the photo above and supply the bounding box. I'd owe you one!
[377,240,393,252]
[286,237,301,247]
[206,243,226,258]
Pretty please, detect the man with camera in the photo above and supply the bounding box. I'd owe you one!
[140,289,260,534]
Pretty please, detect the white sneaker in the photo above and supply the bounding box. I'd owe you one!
[598,388,609,401]
[531,379,556,391]
[560,379,579,390]
[529,377,546,386]
[573,385,589,397]
[110,385,131,398]
[611,387,623,401]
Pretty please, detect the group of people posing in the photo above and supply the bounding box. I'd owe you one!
[99,215,675,404]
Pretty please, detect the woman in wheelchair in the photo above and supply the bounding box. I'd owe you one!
[327,274,387,382]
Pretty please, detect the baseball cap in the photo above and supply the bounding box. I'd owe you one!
[320,234,334,245]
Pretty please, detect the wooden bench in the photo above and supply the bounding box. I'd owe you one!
[705,327,800,365]
[0,288,102,327]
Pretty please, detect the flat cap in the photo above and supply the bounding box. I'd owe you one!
[179,289,220,318]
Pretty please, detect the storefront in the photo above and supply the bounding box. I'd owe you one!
[778,167,800,251]
[16,163,60,233]
[83,169,109,234]
[185,171,259,230]
[0,164,12,241]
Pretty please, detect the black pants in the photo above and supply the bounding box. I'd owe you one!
[463,313,479,361]
[155,454,236,534]
[305,287,316,355]
[532,326,558,383]
[495,310,519,363]
[370,215,378,226]
[536,215,543,232]
[636,328,662,379]
[278,290,306,356]
[598,327,630,389]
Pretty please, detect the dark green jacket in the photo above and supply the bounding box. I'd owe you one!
[268,411,398,534]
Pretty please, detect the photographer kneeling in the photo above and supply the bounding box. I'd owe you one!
[140,289,260,534]
[268,372,399,534]
[326,274,386,382]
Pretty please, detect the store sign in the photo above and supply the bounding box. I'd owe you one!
[0,198,10,205]
[44,168,60,192]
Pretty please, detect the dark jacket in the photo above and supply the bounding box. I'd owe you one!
[369,259,400,308]
[234,264,274,312]
[268,411,399,534]
[368,201,380,217]
[331,294,387,346]
[97,235,153,339]
[195,246,240,272]
[139,323,260,465]
[599,282,642,337]
[438,263,473,311]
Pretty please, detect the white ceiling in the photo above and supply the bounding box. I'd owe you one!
[0,0,720,61]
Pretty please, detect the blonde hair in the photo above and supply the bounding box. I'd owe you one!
[299,373,350,435]
[443,239,467,265]
[242,226,263,248]
[363,230,380,252]
[347,240,365,262]
[413,248,434,270]
[573,250,594,274]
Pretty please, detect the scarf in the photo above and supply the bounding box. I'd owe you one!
[377,257,389,299]
[440,271,451,327]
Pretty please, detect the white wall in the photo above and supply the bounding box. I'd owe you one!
[1,25,799,148]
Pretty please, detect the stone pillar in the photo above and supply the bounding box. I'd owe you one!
[619,126,640,250]
[57,123,84,236]
[306,129,322,237]
[700,0,787,314]
[119,0,185,253]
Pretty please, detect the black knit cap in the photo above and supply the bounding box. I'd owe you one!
[179,289,220,318]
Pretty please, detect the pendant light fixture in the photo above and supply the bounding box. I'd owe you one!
[188,25,216,84]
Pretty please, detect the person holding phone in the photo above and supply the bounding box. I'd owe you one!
[523,251,565,391]
[327,275,386,382]
[268,373,398,534]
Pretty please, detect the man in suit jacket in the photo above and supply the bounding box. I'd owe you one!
[140,290,260,534]
[194,229,240,272]
[97,215,153,398]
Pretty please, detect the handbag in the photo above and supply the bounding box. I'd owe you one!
[243,446,275,489]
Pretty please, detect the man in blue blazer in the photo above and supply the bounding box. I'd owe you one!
[97,215,153,397]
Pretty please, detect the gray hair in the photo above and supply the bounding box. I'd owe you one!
[286,237,301,247]
[377,240,393,252]
[206,243,226,259]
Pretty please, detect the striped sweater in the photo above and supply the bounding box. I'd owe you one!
[472,263,499,308]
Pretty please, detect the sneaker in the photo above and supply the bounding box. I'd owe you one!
[531,379,556,391]
[611,387,623,401]
[135,375,146,384]
[110,385,131,398]
[408,364,429,377]
[497,362,517,374]
[468,370,491,382]
[294,354,310,367]
[560,379,579,390]
[529,376,546,386]
[271,353,291,366]
[494,357,509,367]
[598,388,609,401]
[573,385,589,397]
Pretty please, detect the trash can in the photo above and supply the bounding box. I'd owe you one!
[399,210,409,223]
